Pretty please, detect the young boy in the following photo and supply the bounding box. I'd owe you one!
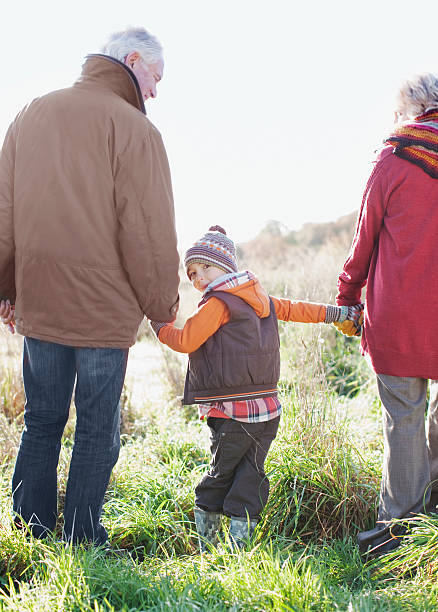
[150,225,362,552]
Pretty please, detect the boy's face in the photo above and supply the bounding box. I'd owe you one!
[187,262,225,292]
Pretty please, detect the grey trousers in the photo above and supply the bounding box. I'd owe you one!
[376,374,438,524]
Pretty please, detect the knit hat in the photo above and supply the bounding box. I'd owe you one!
[184,225,238,276]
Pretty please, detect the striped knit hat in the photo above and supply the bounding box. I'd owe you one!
[184,225,238,276]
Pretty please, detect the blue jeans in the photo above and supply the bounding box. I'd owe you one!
[12,337,128,544]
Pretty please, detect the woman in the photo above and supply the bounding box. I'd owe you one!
[337,73,438,556]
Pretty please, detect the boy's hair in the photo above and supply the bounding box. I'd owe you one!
[185,225,238,276]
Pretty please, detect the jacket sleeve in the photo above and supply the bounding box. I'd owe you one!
[157,297,229,353]
[0,121,16,304]
[271,297,326,323]
[336,157,388,306]
[114,121,180,322]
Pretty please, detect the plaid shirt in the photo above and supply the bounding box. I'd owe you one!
[198,395,282,423]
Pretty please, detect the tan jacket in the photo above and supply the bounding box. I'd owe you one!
[0,54,180,347]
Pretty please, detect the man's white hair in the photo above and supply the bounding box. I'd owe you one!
[101,27,163,65]
[397,73,438,118]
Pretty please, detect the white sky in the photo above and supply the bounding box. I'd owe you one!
[2,0,438,250]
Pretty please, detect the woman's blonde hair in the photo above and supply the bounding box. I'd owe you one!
[397,73,438,118]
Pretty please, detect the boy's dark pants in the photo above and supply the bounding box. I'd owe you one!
[195,416,280,520]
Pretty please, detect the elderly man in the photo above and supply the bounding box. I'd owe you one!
[337,73,438,557]
[0,27,179,545]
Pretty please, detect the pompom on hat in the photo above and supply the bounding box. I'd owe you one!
[184,225,238,276]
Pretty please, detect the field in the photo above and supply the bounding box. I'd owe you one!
[0,227,438,611]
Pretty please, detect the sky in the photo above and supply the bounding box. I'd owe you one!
[2,0,438,251]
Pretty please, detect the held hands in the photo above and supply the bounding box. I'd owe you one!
[0,300,15,335]
[148,319,168,338]
[333,304,364,337]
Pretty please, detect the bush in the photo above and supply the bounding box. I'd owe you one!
[259,384,379,543]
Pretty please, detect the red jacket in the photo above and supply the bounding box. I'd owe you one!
[337,146,438,377]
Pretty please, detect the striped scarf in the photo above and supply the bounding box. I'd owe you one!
[385,109,438,178]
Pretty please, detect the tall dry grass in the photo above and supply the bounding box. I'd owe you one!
[239,235,350,303]
[0,332,24,459]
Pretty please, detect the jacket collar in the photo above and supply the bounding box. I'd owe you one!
[74,54,146,115]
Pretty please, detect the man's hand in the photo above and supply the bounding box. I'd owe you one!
[334,304,364,337]
[0,300,15,334]
[148,319,169,338]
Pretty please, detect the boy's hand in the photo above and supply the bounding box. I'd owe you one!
[0,300,15,335]
[334,305,364,337]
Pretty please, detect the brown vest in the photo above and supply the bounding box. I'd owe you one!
[183,291,280,405]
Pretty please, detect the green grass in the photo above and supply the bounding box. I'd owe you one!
[0,534,436,611]
[0,333,437,611]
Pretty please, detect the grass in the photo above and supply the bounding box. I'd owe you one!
[0,351,403,610]
[0,532,434,611]
[0,335,24,461]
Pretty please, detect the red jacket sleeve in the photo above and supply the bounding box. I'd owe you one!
[336,154,389,306]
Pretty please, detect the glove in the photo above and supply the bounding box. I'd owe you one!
[333,305,364,337]
[148,319,169,338]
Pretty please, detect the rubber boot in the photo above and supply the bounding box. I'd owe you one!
[194,507,222,552]
[228,516,258,550]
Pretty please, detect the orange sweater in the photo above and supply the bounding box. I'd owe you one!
[158,274,326,353]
